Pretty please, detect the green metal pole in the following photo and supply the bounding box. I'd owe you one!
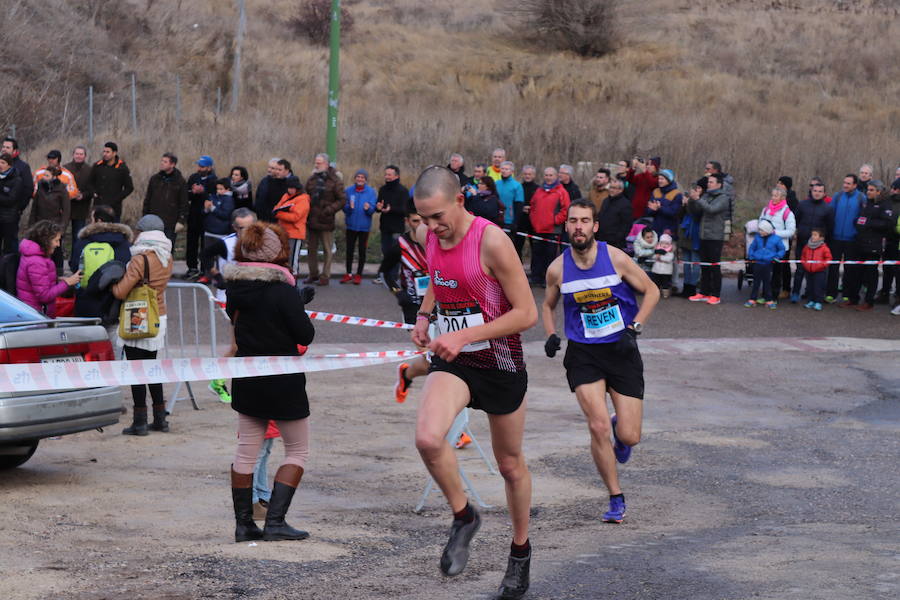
[326,0,340,163]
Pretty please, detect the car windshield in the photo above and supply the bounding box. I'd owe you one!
[0,289,48,323]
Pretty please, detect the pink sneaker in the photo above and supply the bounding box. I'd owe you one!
[688,293,709,302]
[706,296,721,305]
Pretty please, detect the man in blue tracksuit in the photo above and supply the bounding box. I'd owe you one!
[495,161,524,245]
[826,173,866,302]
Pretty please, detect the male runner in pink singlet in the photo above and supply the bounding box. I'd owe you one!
[411,166,537,599]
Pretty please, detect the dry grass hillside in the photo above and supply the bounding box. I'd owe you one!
[3,0,899,226]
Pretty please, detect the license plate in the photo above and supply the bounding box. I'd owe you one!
[41,355,84,364]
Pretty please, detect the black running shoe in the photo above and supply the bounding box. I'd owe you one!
[439,507,481,576]
[497,550,531,599]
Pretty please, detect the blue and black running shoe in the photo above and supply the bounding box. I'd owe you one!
[602,495,626,523]
[611,414,632,464]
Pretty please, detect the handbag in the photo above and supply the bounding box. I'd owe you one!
[117,254,160,340]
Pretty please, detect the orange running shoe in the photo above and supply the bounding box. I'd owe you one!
[395,363,411,403]
[455,431,472,449]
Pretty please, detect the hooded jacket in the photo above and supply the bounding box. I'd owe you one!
[646,182,683,238]
[143,167,188,231]
[305,167,346,232]
[16,238,71,316]
[274,192,311,240]
[496,176,524,228]
[689,187,730,241]
[633,229,658,269]
[29,177,70,228]
[343,183,377,232]
[0,166,23,223]
[70,222,133,320]
[747,233,785,263]
[63,160,94,220]
[529,182,570,234]
[225,262,315,420]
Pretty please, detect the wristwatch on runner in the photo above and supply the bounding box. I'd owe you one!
[629,321,642,335]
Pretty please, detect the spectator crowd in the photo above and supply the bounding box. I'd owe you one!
[1,136,898,322]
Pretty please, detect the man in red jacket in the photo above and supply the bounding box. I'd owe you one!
[528,167,570,285]
[625,156,659,219]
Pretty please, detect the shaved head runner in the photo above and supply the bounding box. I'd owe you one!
[411,166,537,599]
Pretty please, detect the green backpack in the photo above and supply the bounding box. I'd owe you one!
[80,241,116,288]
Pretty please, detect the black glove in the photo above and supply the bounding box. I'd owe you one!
[654,248,665,255]
[297,285,315,305]
[614,327,638,354]
[545,333,561,358]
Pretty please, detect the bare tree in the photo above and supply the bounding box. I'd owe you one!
[507,0,619,57]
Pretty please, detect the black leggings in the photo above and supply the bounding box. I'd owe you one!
[345,230,369,275]
[124,345,164,408]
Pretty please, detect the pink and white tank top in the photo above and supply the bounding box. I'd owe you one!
[426,217,524,372]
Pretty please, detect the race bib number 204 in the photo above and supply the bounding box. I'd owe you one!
[437,301,491,352]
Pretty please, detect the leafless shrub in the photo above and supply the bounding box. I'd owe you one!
[289,0,355,46]
[506,0,619,57]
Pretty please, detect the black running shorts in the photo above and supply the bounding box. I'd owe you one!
[429,356,528,415]
[563,339,644,399]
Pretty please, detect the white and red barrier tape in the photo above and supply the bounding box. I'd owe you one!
[0,350,424,394]
[305,311,414,329]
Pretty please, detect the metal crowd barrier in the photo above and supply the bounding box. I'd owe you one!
[162,282,229,413]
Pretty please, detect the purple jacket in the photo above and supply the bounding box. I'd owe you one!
[16,239,69,317]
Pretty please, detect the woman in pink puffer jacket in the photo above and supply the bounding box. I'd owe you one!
[16,220,81,317]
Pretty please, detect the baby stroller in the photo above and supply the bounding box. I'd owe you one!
[736,219,758,291]
[625,217,653,258]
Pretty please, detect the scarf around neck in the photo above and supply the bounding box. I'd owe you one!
[807,237,824,249]
[131,230,173,267]
[542,179,559,192]
[766,198,787,216]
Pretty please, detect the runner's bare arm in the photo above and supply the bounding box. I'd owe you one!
[411,281,435,348]
[541,255,564,336]
[609,245,660,325]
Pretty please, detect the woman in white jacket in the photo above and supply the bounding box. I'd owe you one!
[758,187,795,299]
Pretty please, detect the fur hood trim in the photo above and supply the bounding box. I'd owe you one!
[78,221,133,239]
[224,262,295,285]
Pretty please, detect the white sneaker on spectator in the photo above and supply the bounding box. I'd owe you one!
[372,275,384,285]
[891,304,900,316]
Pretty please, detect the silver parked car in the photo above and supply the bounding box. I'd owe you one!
[0,290,122,469]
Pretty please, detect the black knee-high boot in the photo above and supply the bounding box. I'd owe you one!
[263,464,309,541]
[231,467,264,542]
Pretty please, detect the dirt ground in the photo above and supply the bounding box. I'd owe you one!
[1,332,898,599]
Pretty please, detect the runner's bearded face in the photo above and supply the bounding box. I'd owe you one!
[566,206,598,251]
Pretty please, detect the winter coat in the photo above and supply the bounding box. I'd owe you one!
[232,179,253,210]
[10,157,32,213]
[887,193,900,244]
[16,239,71,316]
[589,186,610,216]
[625,169,658,219]
[496,177,524,227]
[203,192,235,235]
[0,167,24,224]
[143,168,188,231]
[830,189,865,242]
[225,263,315,420]
[795,197,834,245]
[343,184,377,232]
[747,233,785,264]
[29,178,70,228]
[70,222,132,320]
[678,212,701,253]
[90,158,134,218]
[254,175,276,222]
[801,242,832,274]
[595,192,633,250]
[447,165,472,188]
[273,192,310,240]
[689,187,730,241]
[63,160,94,221]
[562,180,582,203]
[32,166,78,200]
[646,183,683,239]
[853,198,894,254]
[633,230,658,271]
[186,170,217,217]
[651,244,675,276]
[466,192,502,226]
[111,249,173,316]
[305,168,346,232]
[376,179,410,235]
[758,204,796,250]
[529,183,570,234]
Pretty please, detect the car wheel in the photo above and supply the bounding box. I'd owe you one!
[0,441,39,469]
